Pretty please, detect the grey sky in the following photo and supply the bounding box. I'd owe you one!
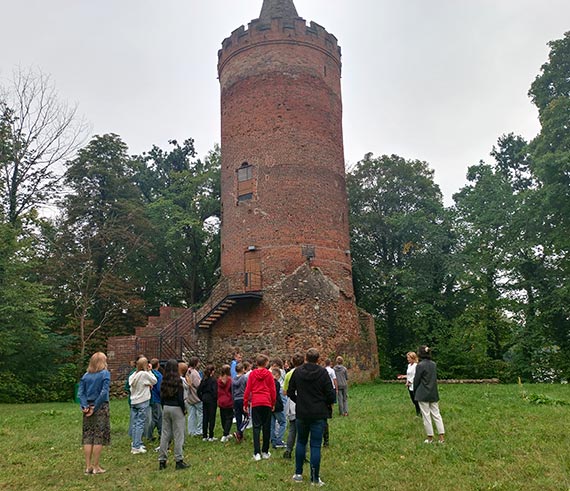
[1,0,569,203]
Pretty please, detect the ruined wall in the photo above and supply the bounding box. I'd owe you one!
[184,264,379,381]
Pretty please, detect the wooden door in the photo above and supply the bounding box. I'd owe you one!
[244,251,262,291]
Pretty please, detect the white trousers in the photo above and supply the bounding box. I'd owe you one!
[418,401,445,436]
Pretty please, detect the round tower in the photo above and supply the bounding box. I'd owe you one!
[200,0,379,381]
[218,0,353,296]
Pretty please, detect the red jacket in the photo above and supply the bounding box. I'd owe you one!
[243,367,276,409]
[217,376,233,409]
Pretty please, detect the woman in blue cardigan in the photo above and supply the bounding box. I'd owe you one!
[78,352,111,474]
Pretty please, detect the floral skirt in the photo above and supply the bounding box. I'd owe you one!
[82,402,111,446]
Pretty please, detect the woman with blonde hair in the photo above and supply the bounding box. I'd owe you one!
[400,351,421,416]
[78,352,111,474]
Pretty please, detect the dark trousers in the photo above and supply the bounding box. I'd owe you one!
[409,389,421,415]
[252,405,272,455]
[296,418,325,483]
[219,407,234,437]
[202,400,217,439]
[233,398,245,437]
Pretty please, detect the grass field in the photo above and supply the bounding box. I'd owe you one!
[1,382,569,491]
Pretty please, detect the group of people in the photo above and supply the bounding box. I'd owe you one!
[77,348,349,485]
[77,344,446,484]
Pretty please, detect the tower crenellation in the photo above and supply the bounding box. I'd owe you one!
[218,16,341,76]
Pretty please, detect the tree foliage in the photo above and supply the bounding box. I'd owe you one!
[348,154,452,376]
[132,140,221,309]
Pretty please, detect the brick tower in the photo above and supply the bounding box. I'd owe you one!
[192,0,378,379]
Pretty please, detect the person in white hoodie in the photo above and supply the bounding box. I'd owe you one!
[128,357,157,454]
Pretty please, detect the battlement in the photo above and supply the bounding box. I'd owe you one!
[218,16,341,74]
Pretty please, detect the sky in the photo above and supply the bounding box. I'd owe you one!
[1,0,569,204]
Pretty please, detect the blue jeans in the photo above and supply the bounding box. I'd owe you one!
[233,399,244,437]
[295,418,325,483]
[131,400,149,449]
[187,401,203,436]
[271,410,287,445]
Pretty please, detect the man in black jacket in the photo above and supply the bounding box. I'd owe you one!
[287,348,335,486]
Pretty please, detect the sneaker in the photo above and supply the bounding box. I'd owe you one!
[261,452,271,459]
[208,437,218,442]
[312,478,325,486]
[233,432,243,443]
[175,460,190,470]
[253,453,262,461]
[273,442,287,449]
[283,450,291,459]
[220,436,228,443]
[158,461,167,470]
[202,438,208,442]
[131,447,147,454]
[423,439,433,444]
[292,474,303,483]
[154,446,160,452]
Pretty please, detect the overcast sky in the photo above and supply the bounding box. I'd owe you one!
[1,0,569,204]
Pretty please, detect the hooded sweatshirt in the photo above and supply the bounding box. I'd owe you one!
[243,367,276,409]
[128,370,157,406]
[217,376,234,409]
[287,362,335,420]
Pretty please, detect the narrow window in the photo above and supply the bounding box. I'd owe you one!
[237,162,254,202]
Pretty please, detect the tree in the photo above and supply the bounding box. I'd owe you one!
[0,220,74,402]
[0,68,88,225]
[133,140,221,309]
[348,154,451,375]
[48,134,148,367]
[526,31,570,377]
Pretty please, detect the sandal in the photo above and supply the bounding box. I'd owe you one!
[84,468,93,475]
[92,468,107,474]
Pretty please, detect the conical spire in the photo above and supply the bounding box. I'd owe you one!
[259,0,299,22]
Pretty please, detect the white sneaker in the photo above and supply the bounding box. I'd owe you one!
[202,438,208,442]
[311,478,325,487]
[131,447,147,454]
[253,453,262,461]
[220,436,228,443]
[208,437,218,442]
[292,474,303,483]
[261,452,271,459]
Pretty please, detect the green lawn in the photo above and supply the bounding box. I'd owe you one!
[1,383,569,490]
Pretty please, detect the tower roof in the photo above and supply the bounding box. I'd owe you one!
[259,0,299,23]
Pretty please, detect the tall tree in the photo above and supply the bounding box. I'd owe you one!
[348,154,451,375]
[526,31,570,377]
[133,140,221,309]
[0,68,88,225]
[48,134,148,366]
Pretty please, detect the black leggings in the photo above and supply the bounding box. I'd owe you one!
[219,407,234,437]
[409,389,421,415]
[202,401,217,438]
